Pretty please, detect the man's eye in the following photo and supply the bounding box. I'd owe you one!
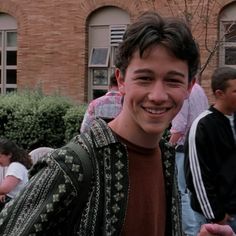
[167,78,184,83]
[166,78,185,86]
[138,76,152,81]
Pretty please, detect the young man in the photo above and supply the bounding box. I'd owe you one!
[185,66,236,233]
[169,82,209,235]
[0,12,233,236]
[80,73,123,133]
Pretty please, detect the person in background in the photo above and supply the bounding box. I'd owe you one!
[0,11,234,236]
[169,81,209,235]
[185,66,236,233]
[0,138,32,211]
[80,73,123,133]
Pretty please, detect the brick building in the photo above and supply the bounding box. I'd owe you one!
[0,0,235,104]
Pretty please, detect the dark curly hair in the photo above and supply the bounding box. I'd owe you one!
[115,11,200,82]
[0,138,32,169]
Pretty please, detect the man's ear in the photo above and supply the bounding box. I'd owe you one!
[214,89,224,99]
[186,78,196,98]
[115,68,125,95]
[188,78,196,92]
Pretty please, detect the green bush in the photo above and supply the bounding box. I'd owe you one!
[63,104,87,143]
[0,91,87,151]
[0,92,39,149]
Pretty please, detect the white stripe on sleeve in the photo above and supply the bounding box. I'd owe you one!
[188,110,215,219]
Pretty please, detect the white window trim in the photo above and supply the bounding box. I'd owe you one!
[109,25,126,46]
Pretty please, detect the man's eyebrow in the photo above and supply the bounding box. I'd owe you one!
[133,69,186,78]
[133,68,154,74]
[166,71,186,78]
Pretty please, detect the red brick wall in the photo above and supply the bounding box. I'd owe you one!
[0,0,234,103]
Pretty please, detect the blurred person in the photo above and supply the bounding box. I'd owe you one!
[0,138,32,211]
[185,66,236,233]
[80,73,122,133]
[169,82,209,235]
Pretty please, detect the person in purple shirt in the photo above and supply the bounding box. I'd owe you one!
[80,73,123,133]
[169,81,209,235]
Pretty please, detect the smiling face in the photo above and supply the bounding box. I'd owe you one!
[0,153,11,167]
[111,45,192,147]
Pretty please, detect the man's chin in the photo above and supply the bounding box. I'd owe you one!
[143,125,167,136]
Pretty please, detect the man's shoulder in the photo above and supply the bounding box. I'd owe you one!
[190,108,227,136]
[77,118,119,148]
[194,109,212,121]
[7,162,27,174]
[192,83,206,95]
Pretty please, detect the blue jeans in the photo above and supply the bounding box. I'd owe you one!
[193,211,207,232]
[176,151,200,236]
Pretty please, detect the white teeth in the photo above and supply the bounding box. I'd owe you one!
[145,108,166,114]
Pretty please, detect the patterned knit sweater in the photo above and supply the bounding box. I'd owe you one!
[0,119,182,236]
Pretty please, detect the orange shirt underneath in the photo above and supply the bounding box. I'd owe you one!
[119,137,166,236]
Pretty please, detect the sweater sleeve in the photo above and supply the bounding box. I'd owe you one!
[0,145,90,235]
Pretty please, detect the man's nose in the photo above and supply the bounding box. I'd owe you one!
[148,82,168,102]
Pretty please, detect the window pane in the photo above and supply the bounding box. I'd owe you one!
[7,32,17,47]
[111,46,118,67]
[6,88,17,93]
[93,89,107,99]
[93,69,108,85]
[7,51,17,65]
[224,23,236,42]
[6,69,16,84]
[89,48,109,66]
[0,51,1,65]
[0,69,1,83]
[225,47,236,65]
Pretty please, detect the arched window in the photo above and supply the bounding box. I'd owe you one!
[219,3,236,67]
[0,13,17,94]
[88,7,130,101]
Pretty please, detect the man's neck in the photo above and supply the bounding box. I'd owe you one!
[109,116,161,149]
[213,103,234,116]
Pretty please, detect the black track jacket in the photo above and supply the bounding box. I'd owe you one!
[185,106,236,222]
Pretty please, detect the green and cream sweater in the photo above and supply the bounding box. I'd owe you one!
[0,119,182,236]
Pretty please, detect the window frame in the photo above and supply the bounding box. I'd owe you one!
[0,29,17,94]
[219,20,236,67]
[89,47,110,67]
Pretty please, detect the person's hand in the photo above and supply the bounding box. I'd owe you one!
[217,214,234,225]
[0,194,6,203]
[198,223,235,236]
